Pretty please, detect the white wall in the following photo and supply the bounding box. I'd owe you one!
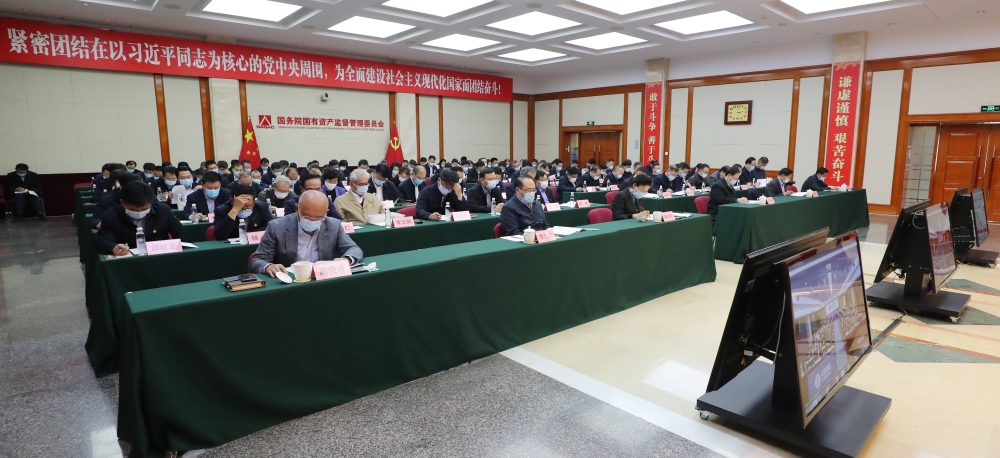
[209,78,242,161]
[162,76,205,168]
[868,15,1000,61]
[534,100,559,160]
[0,63,160,174]
[245,82,389,165]
[626,92,642,163]
[396,92,418,162]
[513,100,528,160]
[527,63,645,95]
[669,39,833,82]
[417,95,439,159]
[690,80,793,169]
[909,62,1000,115]
[862,70,904,206]
[561,94,625,127]
[442,98,510,161]
[794,76,825,175]
[668,88,688,164]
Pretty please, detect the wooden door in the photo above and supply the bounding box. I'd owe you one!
[578,133,599,165]
[986,125,1000,221]
[932,125,990,206]
[597,132,620,165]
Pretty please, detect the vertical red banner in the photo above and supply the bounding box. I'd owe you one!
[643,81,663,166]
[823,61,862,187]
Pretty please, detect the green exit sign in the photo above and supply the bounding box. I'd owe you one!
[982,105,1000,112]
[586,121,595,126]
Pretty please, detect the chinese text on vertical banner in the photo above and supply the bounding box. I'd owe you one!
[643,81,663,165]
[823,61,861,187]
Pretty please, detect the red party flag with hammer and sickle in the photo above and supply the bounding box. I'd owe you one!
[385,122,404,165]
[239,116,261,169]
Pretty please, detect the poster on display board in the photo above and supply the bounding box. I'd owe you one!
[1,17,512,102]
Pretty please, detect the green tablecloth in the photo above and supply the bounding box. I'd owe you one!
[639,190,748,213]
[560,189,610,204]
[84,205,608,376]
[118,215,718,457]
[713,189,870,263]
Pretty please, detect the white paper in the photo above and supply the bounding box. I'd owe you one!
[500,235,524,242]
[791,192,809,197]
[171,185,186,205]
[365,212,402,225]
[559,202,575,208]
[181,242,198,248]
[15,190,38,197]
[674,213,692,218]
[744,200,762,205]
[755,178,770,187]
[551,226,581,236]
[180,220,193,225]
[673,191,686,196]
[227,238,242,244]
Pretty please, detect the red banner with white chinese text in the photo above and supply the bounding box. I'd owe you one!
[643,81,663,166]
[822,61,862,187]
[1,18,511,102]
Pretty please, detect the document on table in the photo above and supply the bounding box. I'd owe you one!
[673,191,686,196]
[181,242,198,248]
[180,220,194,225]
[790,192,809,197]
[674,213,692,218]
[500,235,525,242]
[744,200,762,205]
[560,202,575,208]
[551,226,581,236]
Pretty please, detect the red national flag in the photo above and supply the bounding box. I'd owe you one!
[239,116,261,170]
[385,122,404,165]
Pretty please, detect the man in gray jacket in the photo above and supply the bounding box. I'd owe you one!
[249,190,363,277]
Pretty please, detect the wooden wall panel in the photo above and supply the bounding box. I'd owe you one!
[199,78,215,161]
[153,74,170,163]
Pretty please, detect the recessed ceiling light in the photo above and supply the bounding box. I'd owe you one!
[498,48,566,62]
[780,0,891,15]
[655,11,752,35]
[487,12,580,36]
[575,0,686,16]
[565,32,646,50]
[328,16,415,38]
[203,0,301,22]
[381,0,492,17]
[422,34,500,51]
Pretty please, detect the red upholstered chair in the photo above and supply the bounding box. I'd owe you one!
[588,208,612,224]
[694,196,710,215]
[786,185,798,193]
[493,223,503,238]
[205,225,216,241]
[604,191,618,206]
[75,182,91,189]
[425,178,432,185]
[547,187,558,202]
[248,252,255,268]
[397,206,417,218]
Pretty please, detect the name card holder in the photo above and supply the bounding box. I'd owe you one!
[811,190,820,197]
[342,222,355,233]
[685,189,695,196]
[381,200,394,210]
[392,216,415,228]
[545,203,561,212]
[586,186,598,192]
[608,185,619,191]
[145,239,182,255]
[313,259,352,281]
[535,229,556,243]
[766,197,776,205]
[246,231,265,244]
[740,185,748,191]
[662,211,676,222]
[275,208,285,217]
[451,210,471,221]
[576,200,591,208]
[207,213,215,223]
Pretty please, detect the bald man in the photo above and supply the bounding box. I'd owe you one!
[249,190,363,277]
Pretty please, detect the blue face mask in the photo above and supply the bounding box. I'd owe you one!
[521,191,536,204]
[667,175,676,181]
[126,168,135,173]
[298,215,322,232]
[274,170,283,176]
[145,173,153,178]
[252,178,261,184]
[372,177,384,186]
[700,173,708,179]
[569,178,577,185]
[614,174,622,180]
[180,178,193,187]
[205,189,220,199]
[438,184,452,195]
[634,190,646,199]
[17,172,26,178]
[165,179,177,187]
[237,208,253,219]
[289,179,297,186]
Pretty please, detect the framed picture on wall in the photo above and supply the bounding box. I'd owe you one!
[725,101,752,125]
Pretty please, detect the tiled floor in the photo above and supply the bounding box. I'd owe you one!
[2,214,999,458]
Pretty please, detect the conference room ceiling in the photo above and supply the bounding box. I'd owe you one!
[1,0,996,81]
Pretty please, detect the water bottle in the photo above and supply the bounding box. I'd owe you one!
[238,218,248,244]
[135,226,147,255]
[156,189,164,202]
[443,202,452,221]
[190,210,199,222]
[489,196,496,216]
[384,209,391,228]
[569,192,576,207]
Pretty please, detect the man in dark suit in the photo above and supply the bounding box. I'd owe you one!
[398,165,427,202]
[688,164,711,190]
[753,157,769,181]
[551,159,566,178]
[425,155,440,176]
[765,168,795,198]
[582,167,603,187]
[283,174,345,221]
[141,163,158,185]
[468,167,505,213]
[739,157,757,185]
[534,171,556,206]
[651,166,683,194]
[416,168,469,220]
[229,170,263,198]
[802,167,831,193]
[467,161,485,183]
[152,166,178,194]
[90,170,136,229]
[214,184,273,240]
[606,166,626,186]
[368,164,400,203]
[709,167,749,221]
[556,167,584,202]
[250,190,363,277]
[612,173,652,221]
[5,163,45,221]
[500,176,549,236]
[183,171,231,220]
[96,182,188,255]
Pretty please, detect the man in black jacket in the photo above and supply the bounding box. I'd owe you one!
[688,164,711,190]
[765,168,795,198]
[556,167,584,202]
[416,168,468,220]
[214,184,273,239]
[183,171,231,220]
[398,165,427,202]
[709,166,749,221]
[90,170,136,229]
[739,157,757,185]
[96,182,187,255]
[612,173,652,221]
[467,167,505,213]
[802,167,831,193]
[500,176,548,236]
[368,164,400,203]
[5,163,45,221]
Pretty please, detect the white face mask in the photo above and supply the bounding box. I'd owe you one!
[729,179,739,186]
[325,182,337,191]
[274,190,289,199]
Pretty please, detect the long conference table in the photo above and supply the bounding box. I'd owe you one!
[116,215,719,458]
[82,201,611,376]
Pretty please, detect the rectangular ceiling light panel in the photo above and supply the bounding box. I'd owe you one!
[381,0,493,17]
[203,0,302,22]
[565,32,646,50]
[329,16,415,38]
[487,12,581,36]
[423,34,500,51]
[499,48,566,62]
[655,10,752,35]
[780,0,892,14]
[575,0,687,16]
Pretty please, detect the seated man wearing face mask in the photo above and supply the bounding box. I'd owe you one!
[468,167,506,214]
[534,171,555,205]
[90,170,135,229]
[416,168,469,221]
[214,184,273,239]
[334,169,386,224]
[283,174,345,221]
[557,167,584,202]
[652,166,684,194]
[739,157,757,185]
[765,168,795,197]
[606,166,626,186]
[321,168,347,198]
[183,171,231,220]
[612,173,652,221]
[258,175,297,212]
[229,168,263,198]
[369,164,400,203]
[97,182,188,256]
[687,164,711,190]
[250,190,363,278]
[709,166,749,221]
[398,165,428,203]
[500,177,549,236]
